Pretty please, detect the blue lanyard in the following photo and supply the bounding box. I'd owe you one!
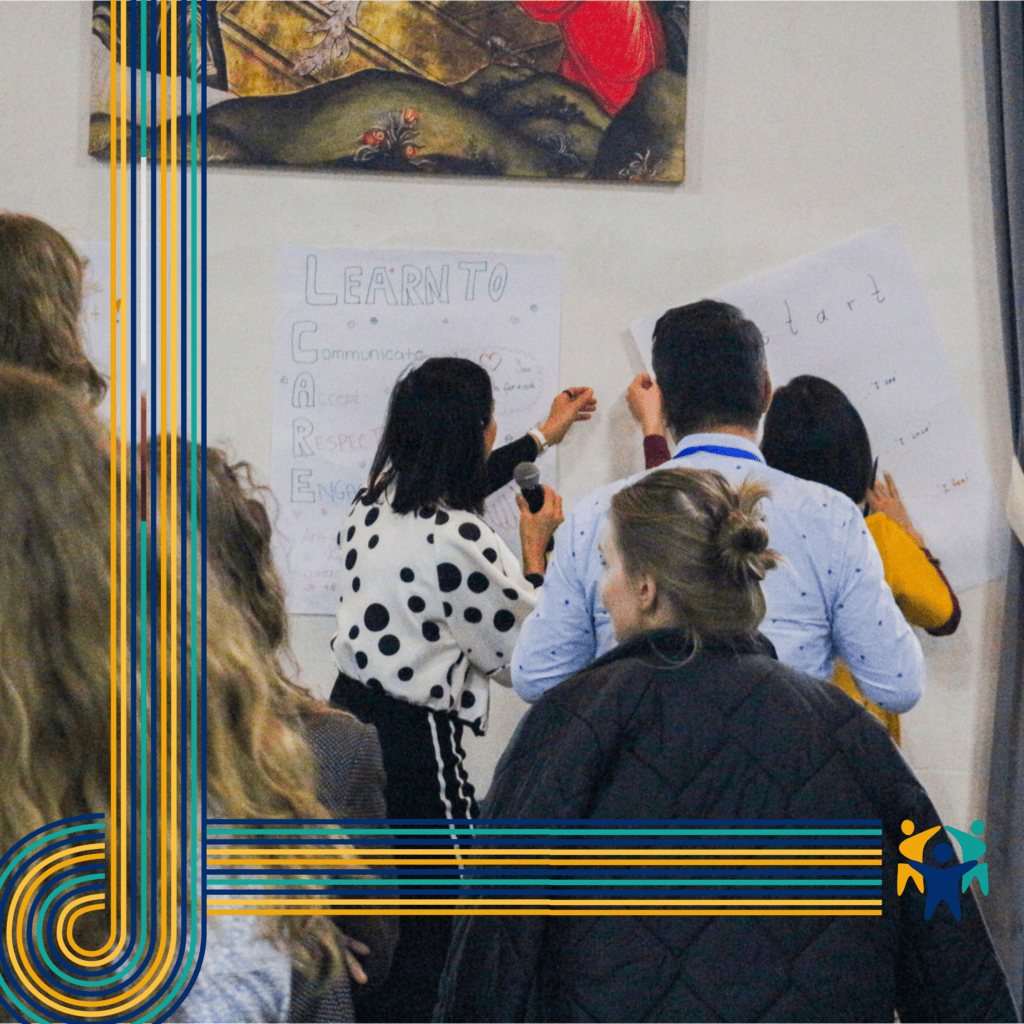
[674,444,763,462]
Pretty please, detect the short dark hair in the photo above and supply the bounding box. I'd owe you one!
[651,299,768,438]
[760,375,873,504]
[365,357,493,514]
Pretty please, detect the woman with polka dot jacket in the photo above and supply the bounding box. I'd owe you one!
[329,357,574,1022]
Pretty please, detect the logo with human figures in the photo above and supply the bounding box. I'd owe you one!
[898,818,988,920]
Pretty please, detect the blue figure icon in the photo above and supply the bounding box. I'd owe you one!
[908,843,978,921]
[946,819,988,895]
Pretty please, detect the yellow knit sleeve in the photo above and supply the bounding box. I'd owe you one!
[866,513,954,631]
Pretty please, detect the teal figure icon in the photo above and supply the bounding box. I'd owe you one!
[908,843,978,921]
[947,819,988,895]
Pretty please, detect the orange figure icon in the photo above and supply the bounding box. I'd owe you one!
[898,819,941,895]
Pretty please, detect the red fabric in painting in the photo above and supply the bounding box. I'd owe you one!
[518,1,667,115]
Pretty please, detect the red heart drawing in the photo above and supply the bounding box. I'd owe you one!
[479,352,501,372]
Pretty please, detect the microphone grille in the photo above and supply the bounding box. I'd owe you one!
[513,462,541,489]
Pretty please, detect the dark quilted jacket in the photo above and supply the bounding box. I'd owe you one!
[435,630,1017,1023]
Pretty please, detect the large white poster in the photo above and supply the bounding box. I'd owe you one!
[632,226,1008,591]
[272,246,562,614]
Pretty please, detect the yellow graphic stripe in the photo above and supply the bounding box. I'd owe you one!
[209,855,881,868]
[208,846,881,857]
[210,906,882,918]
[4,3,193,1016]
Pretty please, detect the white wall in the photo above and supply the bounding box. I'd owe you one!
[0,1,1010,829]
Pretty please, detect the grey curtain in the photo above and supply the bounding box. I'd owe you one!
[982,0,1024,1008]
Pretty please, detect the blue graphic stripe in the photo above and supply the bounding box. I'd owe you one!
[208,868,881,877]
[209,817,883,826]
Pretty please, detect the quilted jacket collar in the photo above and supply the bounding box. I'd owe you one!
[589,628,777,673]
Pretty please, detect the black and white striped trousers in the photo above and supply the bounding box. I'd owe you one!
[329,673,477,1022]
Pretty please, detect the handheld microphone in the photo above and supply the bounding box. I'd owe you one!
[513,462,545,513]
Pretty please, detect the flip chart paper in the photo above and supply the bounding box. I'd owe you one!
[272,246,562,614]
[631,226,1007,591]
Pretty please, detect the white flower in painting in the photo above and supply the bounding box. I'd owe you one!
[292,1,360,77]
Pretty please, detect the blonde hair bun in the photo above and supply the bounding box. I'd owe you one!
[717,503,776,584]
[609,468,781,646]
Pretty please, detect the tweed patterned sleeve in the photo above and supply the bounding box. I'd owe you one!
[434,512,538,678]
[305,710,387,822]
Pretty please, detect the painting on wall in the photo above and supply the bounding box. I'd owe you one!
[89,1,688,183]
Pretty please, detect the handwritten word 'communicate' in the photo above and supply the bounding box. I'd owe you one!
[290,323,425,365]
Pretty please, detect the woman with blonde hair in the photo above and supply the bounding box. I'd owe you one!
[436,467,1013,1023]
[0,366,349,1022]
[0,213,107,406]
[202,444,397,1002]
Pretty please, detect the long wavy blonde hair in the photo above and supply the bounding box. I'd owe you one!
[0,214,108,406]
[0,367,112,854]
[0,367,342,982]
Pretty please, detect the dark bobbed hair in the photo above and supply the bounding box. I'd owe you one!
[760,375,873,505]
[364,357,493,514]
[609,468,779,648]
[651,299,768,438]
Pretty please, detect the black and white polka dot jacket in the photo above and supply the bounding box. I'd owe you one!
[331,494,540,734]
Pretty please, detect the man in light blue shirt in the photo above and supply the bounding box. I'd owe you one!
[512,300,924,711]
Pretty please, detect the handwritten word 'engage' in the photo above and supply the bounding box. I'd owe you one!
[304,254,509,307]
[291,469,364,504]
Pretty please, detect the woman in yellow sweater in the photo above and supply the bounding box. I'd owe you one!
[760,375,960,743]
[626,371,959,743]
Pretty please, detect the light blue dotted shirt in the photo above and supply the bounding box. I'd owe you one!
[511,432,925,713]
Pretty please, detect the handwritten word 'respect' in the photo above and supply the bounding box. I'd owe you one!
[303,254,510,307]
[763,274,886,345]
[291,418,385,458]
